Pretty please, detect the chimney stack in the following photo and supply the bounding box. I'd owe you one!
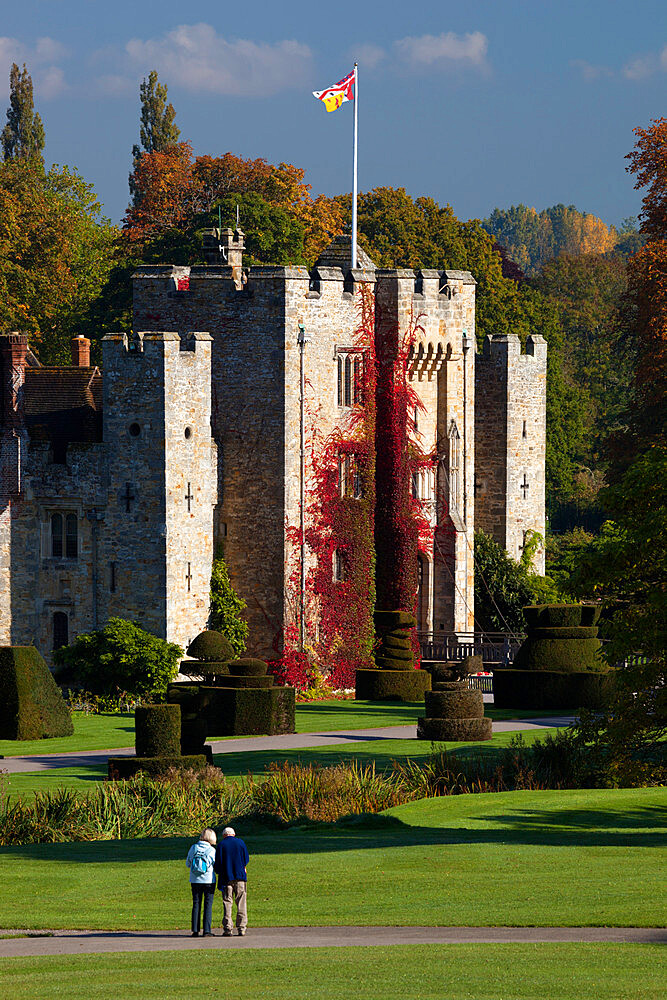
[0,332,28,431]
[71,335,91,368]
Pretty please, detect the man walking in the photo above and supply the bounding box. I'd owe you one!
[214,826,250,936]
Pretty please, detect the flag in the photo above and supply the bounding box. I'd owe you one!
[312,70,355,112]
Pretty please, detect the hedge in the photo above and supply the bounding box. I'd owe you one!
[355,668,431,701]
[374,610,417,630]
[492,668,616,710]
[0,646,73,740]
[167,685,295,737]
[529,626,599,640]
[216,675,275,688]
[107,755,208,780]
[382,636,413,651]
[425,688,484,719]
[377,644,413,661]
[180,660,230,678]
[523,604,600,629]
[513,637,603,673]
[135,704,181,757]
[186,631,234,662]
[374,654,415,671]
[227,658,269,676]
[417,717,493,741]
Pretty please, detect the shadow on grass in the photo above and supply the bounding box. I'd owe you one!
[2,800,664,865]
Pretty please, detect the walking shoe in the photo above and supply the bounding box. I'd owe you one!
[237,929,246,936]
[203,932,217,937]
[191,932,199,937]
[223,930,233,937]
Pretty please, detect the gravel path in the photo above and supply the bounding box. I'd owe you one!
[0,925,663,957]
[1,716,574,774]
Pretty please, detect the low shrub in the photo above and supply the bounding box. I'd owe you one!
[65,690,139,715]
[54,619,182,698]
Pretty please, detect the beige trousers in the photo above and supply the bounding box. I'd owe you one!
[222,881,247,931]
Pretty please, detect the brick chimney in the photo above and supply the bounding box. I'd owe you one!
[71,335,91,368]
[0,332,28,431]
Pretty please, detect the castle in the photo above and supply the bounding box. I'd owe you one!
[0,232,546,662]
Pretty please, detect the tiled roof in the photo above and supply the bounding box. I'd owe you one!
[24,367,102,416]
[24,367,103,457]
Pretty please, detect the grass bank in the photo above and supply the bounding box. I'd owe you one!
[0,787,664,930]
[1,944,663,1000]
[0,701,566,757]
[3,728,558,798]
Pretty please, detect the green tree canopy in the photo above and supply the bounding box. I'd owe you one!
[474,530,559,633]
[1,63,45,163]
[0,158,120,362]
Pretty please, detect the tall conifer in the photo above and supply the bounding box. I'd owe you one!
[1,63,45,163]
[129,70,180,201]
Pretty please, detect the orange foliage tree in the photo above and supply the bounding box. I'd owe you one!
[626,118,667,437]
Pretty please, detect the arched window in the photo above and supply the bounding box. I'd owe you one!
[448,420,461,513]
[336,351,364,407]
[53,612,68,651]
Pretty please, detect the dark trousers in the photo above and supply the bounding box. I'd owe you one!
[191,882,216,934]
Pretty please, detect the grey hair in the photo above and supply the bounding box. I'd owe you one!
[222,826,235,838]
[201,828,217,845]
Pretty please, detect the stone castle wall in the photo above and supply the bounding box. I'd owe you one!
[475,333,547,575]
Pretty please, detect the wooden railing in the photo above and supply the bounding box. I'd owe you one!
[419,632,524,667]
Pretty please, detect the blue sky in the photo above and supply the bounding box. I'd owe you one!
[2,0,666,226]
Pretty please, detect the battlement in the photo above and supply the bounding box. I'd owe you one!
[101,330,212,359]
[479,333,547,365]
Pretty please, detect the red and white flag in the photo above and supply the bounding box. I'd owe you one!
[312,70,355,112]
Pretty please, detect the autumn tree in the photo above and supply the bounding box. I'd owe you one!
[484,203,618,274]
[129,70,180,203]
[1,63,45,163]
[0,159,119,361]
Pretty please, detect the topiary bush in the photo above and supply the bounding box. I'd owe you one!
[135,704,181,757]
[228,658,269,676]
[416,717,493,741]
[54,618,182,698]
[0,646,73,740]
[493,668,615,710]
[186,630,234,663]
[355,668,431,701]
[108,755,207,780]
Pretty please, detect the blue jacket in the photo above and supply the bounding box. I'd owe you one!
[214,836,249,883]
[186,840,216,884]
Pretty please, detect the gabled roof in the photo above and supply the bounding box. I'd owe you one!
[315,234,376,270]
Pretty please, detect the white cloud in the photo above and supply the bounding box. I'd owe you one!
[121,23,313,97]
[571,59,613,81]
[0,35,69,99]
[394,31,488,70]
[349,44,386,70]
[623,45,667,80]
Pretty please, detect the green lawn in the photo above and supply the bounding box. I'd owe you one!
[4,728,556,798]
[1,787,664,930]
[1,944,663,1000]
[0,701,567,757]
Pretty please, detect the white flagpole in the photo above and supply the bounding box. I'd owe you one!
[351,63,358,270]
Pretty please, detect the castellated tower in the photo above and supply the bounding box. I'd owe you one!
[101,331,216,652]
[475,333,547,575]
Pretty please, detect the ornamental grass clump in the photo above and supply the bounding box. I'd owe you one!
[246,760,413,824]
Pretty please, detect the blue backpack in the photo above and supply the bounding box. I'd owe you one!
[191,846,209,875]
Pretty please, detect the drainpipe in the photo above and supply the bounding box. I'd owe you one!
[86,508,104,629]
[462,330,470,632]
[297,323,311,653]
